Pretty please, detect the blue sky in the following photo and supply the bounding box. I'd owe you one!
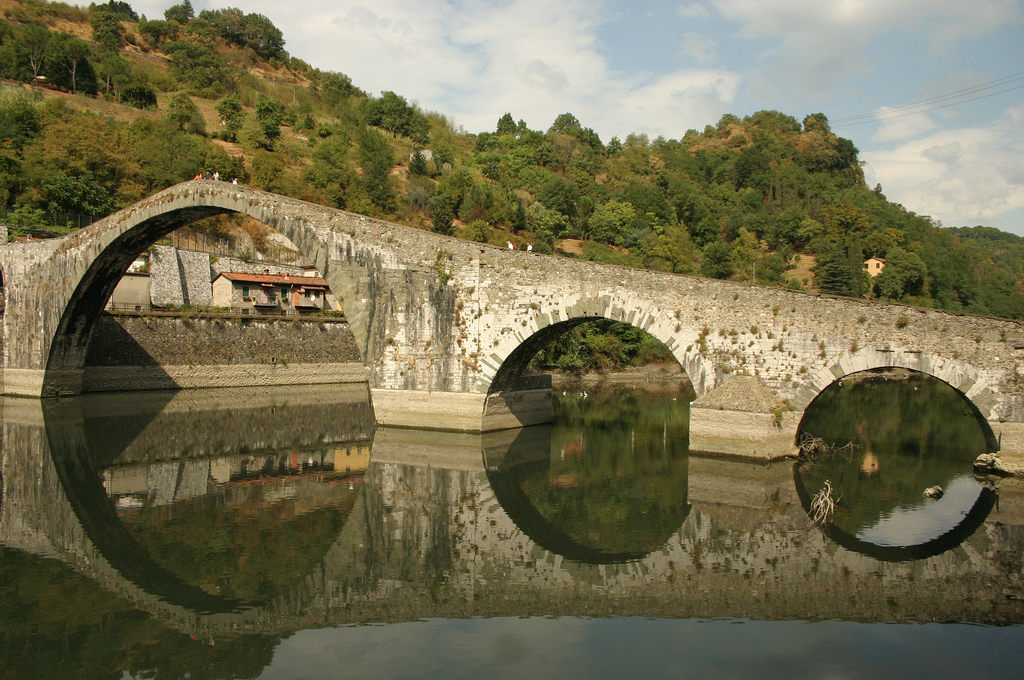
[133,0,1024,234]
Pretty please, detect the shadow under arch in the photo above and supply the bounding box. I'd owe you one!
[487,318,597,393]
[484,315,696,430]
[792,466,996,562]
[796,367,999,453]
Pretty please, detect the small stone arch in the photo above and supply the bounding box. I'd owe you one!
[796,348,999,451]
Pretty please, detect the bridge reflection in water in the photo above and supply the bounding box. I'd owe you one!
[0,383,1023,674]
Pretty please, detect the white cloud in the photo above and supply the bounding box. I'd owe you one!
[597,70,741,140]
[863,108,1024,229]
[709,0,1024,93]
[870,108,938,143]
[681,32,718,63]
[678,3,712,19]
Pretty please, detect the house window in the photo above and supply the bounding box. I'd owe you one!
[242,285,249,297]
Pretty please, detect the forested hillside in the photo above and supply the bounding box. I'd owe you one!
[2,0,1023,321]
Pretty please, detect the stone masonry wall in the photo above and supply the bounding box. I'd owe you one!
[85,313,361,366]
[150,246,213,307]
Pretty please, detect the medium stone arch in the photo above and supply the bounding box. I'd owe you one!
[483,295,715,397]
[796,348,1000,451]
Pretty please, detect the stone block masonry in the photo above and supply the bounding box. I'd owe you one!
[150,246,213,307]
[82,312,365,392]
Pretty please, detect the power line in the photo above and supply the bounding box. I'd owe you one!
[831,70,1024,127]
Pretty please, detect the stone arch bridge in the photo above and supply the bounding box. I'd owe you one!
[2,181,1023,457]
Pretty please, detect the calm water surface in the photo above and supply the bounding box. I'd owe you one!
[1,377,1022,679]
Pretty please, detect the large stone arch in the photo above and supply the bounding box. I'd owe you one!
[37,182,379,395]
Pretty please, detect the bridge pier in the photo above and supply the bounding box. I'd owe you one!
[2,368,83,398]
[689,405,800,460]
[370,385,552,433]
[687,376,799,461]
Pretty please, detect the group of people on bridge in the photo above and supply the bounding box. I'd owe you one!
[193,171,238,184]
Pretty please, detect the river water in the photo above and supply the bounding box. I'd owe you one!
[1,374,1023,679]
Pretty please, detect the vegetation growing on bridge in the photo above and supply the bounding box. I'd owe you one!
[1,0,1023,319]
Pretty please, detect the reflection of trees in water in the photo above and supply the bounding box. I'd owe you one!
[493,388,690,560]
[0,547,277,679]
[797,370,989,538]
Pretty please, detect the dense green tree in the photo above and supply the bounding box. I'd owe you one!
[873,247,928,301]
[138,18,178,47]
[700,240,734,279]
[458,181,497,223]
[537,174,578,223]
[91,1,138,21]
[22,24,51,81]
[97,51,130,95]
[253,94,283,145]
[846,236,869,297]
[588,199,635,244]
[309,69,361,107]
[731,227,760,280]
[305,135,350,208]
[814,243,856,296]
[45,35,97,95]
[120,82,156,108]
[4,204,50,235]
[356,126,395,213]
[250,148,283,190]
[0,93,42,149]
[214,95,245,141]
[163,92,203,132]
[163,40,227,90]
[618,180,673,225]
[496,112,516,135]
[165,0,195,24]
[90,7,124,53]
[42,172,111,224]
[509,198,528,233]
[408,149,429,176]
[121,118,207,191]
[366,91,429,144]
[429,193,456,235]
[241,12,286,60]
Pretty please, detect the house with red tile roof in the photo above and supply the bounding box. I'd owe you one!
[212,271,332,314]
